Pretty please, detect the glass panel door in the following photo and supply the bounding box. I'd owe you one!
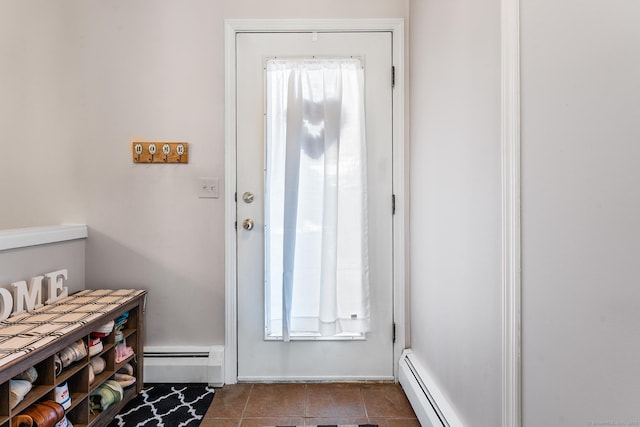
[264,58,370,340]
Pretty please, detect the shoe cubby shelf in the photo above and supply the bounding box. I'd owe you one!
[0,289,146,427]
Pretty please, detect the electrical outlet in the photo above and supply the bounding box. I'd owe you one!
[198,177,220,199]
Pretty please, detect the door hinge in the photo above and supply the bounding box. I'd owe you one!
[234,221,237,230]
[392,322,397,343]
[392,194,396,215]
[234,192,237,203]
[391,66,396,88]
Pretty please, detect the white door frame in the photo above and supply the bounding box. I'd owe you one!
[501,0,522,426]
[224,18,406,384]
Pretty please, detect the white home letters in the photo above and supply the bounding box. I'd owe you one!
[11,276,45,315]
[0,288,12,320]
[0,269,69,321]
[44,270,69,304]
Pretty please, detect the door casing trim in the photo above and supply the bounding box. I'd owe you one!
[224,18,406,384]
[501,0,522,425]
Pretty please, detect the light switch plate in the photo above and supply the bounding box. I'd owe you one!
[198,177,219,199]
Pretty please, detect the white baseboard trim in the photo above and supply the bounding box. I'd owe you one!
[237,375,395,383]
[398,350,464,427]
[143,345,224,386]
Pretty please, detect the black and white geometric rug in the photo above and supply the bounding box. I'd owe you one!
[108,384,215,427]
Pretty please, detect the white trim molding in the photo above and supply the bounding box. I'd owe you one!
[501,0,522,426]
[144,345,224,387]
[399,350,465,427]
[0,225,88,251]
[224,18,406,384]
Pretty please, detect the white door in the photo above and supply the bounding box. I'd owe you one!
[236,31,394,381]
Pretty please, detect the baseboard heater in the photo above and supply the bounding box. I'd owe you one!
[143,345,224,386]
[398,350,464,427]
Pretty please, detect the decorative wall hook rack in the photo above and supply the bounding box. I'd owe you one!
[131,142,189,164]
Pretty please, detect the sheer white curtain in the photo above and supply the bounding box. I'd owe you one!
[265,58,370,341]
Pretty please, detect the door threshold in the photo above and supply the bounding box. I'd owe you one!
[237,376,396,383]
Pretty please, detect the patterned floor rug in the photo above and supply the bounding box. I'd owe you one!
[108,383,215,427]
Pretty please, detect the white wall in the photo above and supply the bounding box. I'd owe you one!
[521,0,640,425]
[0,240,86,297]
[408,1,502,425]
[0,0,408,348]
[0,2,85,227]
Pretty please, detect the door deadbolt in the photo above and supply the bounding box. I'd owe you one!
[242,219,254,230]
[242,192,255,203]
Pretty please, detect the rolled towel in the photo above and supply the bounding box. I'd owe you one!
[90,331,108,339]
[58,346,76,368]
[89,356,106,384]
[117,363,133,376]
[92,320,114,335]
[59,339,88,368]
[114,373,136,388]
[89,364,95,385]
[54,353,63,375]
[13,366,38,383]
[10,379,33,409]
[114,312,129,328]
[55,381,71,409]
[88,337,103,357]
[90,356,106,375]
[90,380,123,412]
[69,339,88,361]
[114,337,134,363]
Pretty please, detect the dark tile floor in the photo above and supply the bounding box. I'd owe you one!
[200,382,420,427]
